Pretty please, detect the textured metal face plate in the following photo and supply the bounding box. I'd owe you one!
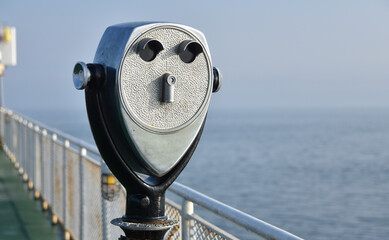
[119,26,211,132]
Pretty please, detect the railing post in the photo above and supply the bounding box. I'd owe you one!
[63,139,70,239]
[17,118,22,171]
[41,129,47,200]
[0,108,3,144]
[51,134,57,209]
[7,113,10,152]
[26,122,30,180]
[102,182,108,240]
[2,109,5,145]
[34,125,40,198]
[22,120,27,175]
[79,147,86,240]
[182,200,194,240]
[21,120,25,176]
[28,122,34,190]
[5,110,8,148]
[7,113,11,151]
[1,109,4,146]
[17,118,21,170]
[10,115,14,155]
[9,113,13,152]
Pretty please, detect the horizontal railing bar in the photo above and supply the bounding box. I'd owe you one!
[187,211,239,240]
[83,154,102,167]
[168,182,303,240]
[165,198,238,240]
[5,109,100,157]
[165,198,182,211]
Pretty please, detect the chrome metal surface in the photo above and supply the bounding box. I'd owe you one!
[90,22,214,177]
[118,24,212,131]
[111,218,178,231]
[162,74,176,103]
[73,62,90,90]
[213,66,223,93]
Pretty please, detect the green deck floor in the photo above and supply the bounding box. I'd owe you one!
[0,148,61,240]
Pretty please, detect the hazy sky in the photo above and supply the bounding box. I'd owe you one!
[1,0,388,112]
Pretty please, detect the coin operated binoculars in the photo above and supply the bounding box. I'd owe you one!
[73,22,222,240]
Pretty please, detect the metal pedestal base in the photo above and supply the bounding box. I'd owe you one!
[112,218,178,240]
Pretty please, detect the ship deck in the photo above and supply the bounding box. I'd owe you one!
[0,149,60,240]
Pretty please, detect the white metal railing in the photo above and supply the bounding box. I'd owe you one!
[0,107,303,240]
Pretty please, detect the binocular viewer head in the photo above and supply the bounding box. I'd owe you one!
[74,22,221,181]
[74,22,222,231]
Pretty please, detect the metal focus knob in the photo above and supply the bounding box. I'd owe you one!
[212,67,222,93]
[73,62,90,90]
[73,62,105,90]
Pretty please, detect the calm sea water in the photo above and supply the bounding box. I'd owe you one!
[20,108,389,240]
